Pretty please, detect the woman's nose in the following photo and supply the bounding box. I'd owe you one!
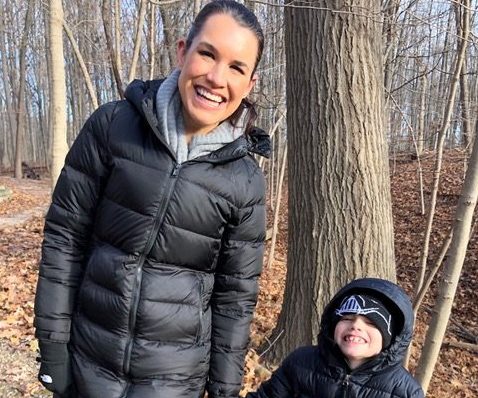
[206,64,226,87]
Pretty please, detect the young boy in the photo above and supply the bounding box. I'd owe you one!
[247,278,424,398]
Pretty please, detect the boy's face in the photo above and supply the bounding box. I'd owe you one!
[334,314,383,369]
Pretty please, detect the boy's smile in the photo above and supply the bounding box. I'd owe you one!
[334,314,383,369]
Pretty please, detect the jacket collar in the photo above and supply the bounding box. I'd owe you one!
[124,78,270,163]
[317,278,415,374]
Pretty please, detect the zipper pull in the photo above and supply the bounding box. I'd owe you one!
[342,374,350,386]
[171,164,180,177]
[342,374,350,398]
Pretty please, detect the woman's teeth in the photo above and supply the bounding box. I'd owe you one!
[196,87,223,104]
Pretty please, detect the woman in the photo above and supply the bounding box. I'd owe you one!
[34,1,269,397]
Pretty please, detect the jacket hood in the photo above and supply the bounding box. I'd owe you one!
[124,78,162,117]
[124,79,271,160]
[319,278,414,370]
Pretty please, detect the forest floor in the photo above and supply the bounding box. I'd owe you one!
[0,149,477,397]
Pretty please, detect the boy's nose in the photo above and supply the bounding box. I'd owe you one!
[350,318,364,330]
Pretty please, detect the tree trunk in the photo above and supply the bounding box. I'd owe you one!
[417,71,427,156]
[263,0,395,363]
[0,2,17,168]
[114,0,123,81]
[14,0,35,178]
[148,2,157,80]
[267,143,287,269]
[49,0,69,187]
[128,0,148,83]
[62,20,98,109]
[457,0,471,151]
[415,20,477,398]
[194,0,201,17]
[414,0,470,297]
[102,0,124,98]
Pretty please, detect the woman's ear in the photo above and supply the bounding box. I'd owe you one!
[176,39,187,68]
[244,73,258,98]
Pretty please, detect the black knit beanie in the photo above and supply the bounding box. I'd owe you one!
[334,294,394,348]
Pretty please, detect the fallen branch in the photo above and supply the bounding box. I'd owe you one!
[443,340,478,353]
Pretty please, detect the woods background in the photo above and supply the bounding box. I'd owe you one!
[4,0,478,172]
[0,0,477,397]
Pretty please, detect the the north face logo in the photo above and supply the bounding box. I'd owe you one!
[40,374,53,384]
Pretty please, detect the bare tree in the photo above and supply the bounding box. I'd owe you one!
[128,0,148,83]
[414,0,470,297]
[49,0,68,186]
[13,0,34,178]
[416,38,477,398]
[102,0,124,98]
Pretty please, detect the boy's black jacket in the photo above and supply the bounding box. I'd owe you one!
[248,278,424,398]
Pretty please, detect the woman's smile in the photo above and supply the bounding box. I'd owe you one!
[195,86,225,106]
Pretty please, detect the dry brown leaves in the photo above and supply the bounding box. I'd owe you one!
[1,152,477,397]
[244,149,477,397]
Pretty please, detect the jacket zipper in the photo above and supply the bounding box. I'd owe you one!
[342,374,350,398]
[122,163,181,375]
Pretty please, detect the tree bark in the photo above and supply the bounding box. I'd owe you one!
[416,70,427,156]
[62,20,99,109]
[415,14,477,394]
[14,0,35,178]
[0,2,17,167]
[148,2,157,80]
[102,0,124,98]
[456,1,471,151]
[414,0,470,297]
[263,0,395,363]
[267,143,287,269]
[49,0,69,187]
[128,0,148,83]
[114,0,123,81]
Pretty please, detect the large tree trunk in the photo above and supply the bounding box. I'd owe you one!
[49,0,69,187]
[263,0,395,363]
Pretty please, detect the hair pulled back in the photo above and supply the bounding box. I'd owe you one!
[185,0,264,134]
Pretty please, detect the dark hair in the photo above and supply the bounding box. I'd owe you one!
[185,0,264,134]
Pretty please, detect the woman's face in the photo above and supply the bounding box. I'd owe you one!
[177,13,259,135]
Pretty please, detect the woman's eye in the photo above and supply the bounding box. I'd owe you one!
[231,65,245,75]
[199,50,214,59]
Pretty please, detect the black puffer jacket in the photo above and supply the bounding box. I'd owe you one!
[248,278,424,398]
[34,79,269,398]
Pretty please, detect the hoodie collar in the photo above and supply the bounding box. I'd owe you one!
[318,278,414,373]
[124,78,271,163]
